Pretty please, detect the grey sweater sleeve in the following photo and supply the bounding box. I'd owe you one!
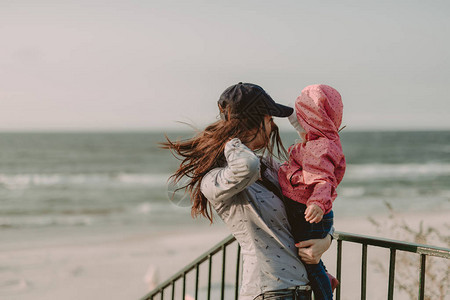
[200,138,261,204]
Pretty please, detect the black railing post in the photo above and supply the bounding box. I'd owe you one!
[235,244,241,300]
[221,245,227,300]
[195,263,199,300]
[418,254,426,300]
[171,280,175,300]
[388,249,396,300]
[361,243,367,300]
[336,239,342,300]
[182,272,186,300]
[207,254,212,300]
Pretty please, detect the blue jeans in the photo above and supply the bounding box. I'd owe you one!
[282,198,334,300]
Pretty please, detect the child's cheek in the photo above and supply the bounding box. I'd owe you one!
[300,132,307,141]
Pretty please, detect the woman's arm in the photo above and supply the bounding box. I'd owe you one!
[200,138,261,204]
[295,234,332,264]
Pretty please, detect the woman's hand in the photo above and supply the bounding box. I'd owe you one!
[295,235,332,264]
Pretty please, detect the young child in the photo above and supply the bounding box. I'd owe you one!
[278,84,346,300]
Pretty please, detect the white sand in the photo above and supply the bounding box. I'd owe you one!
[0,223,230,300]
[0,211,448,300]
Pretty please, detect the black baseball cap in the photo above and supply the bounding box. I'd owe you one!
[218,82,293,120]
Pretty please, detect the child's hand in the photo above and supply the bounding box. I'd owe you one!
[305,204,324,223]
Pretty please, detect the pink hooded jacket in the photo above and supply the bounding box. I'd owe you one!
[278,85,346,214]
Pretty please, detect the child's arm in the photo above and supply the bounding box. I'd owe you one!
[302,138,340,217]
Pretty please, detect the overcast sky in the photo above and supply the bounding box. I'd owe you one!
[1,0,449,132]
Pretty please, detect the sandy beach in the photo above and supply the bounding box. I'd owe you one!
[1,210,448,300]
[1,131,449,299]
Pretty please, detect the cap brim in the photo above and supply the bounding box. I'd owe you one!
[269,103,294,118]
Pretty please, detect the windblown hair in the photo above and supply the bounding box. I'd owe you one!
[160,106,289,223]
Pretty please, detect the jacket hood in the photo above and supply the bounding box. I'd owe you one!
[295,84,343,140]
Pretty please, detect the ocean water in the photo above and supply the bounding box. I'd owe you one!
[0,130,449,231]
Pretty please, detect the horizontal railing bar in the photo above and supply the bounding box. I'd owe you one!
[141,235,236,300]
[334,232,450,258]
[416,247,450,259]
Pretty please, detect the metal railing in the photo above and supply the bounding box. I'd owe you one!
[141,232,450,300]
[334,232,449,300]
[141,235,238,300]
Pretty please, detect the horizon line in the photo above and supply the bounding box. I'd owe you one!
[0,127,449,133]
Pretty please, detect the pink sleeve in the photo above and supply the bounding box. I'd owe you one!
[302,138,340,214]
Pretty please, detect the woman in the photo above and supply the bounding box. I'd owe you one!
[162,82,333,300]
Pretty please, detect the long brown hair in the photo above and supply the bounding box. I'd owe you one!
[160,106,289,223]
